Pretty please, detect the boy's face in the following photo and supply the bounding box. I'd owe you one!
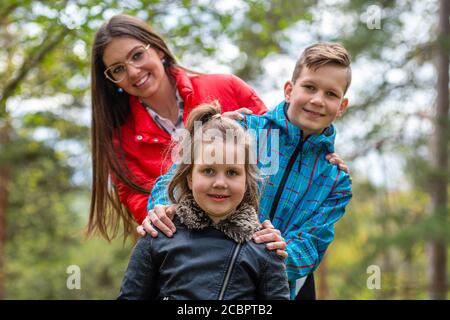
[284,64,349,137]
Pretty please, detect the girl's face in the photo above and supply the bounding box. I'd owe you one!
[187,141,246,223]
[102,37,167,100]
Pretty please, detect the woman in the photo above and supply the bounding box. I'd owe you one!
[87,14,268,240]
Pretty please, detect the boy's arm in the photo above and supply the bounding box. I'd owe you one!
[235,112,263,130]
[283,173,352,282]
[118,236,157,299]
[147,163,178,212]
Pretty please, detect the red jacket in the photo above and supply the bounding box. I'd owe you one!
[113,67,267,223]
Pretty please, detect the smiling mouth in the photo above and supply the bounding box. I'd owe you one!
[208,194,230,199]
[303,108,325,117]
[207,194,230,201]
[134,74,150,87]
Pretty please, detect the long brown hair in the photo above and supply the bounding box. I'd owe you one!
[87,15,182,241]
[167,102,261,212]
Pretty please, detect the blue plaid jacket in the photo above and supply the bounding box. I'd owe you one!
[148,100,352,298]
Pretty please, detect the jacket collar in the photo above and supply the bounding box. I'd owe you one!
[127,67,195,140]
[263,100,336,154]
[176,194,261,243]
[170,67,195,123]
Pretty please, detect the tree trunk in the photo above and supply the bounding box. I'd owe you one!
[317,254,329,299]
[403,248,415,299]
[427,0,449,300]
[0,121,11,300]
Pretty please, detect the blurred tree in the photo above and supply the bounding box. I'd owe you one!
[427,0,449,300]
[324,175,433,298]
[319,0,449,299]
[1,0,80,298]
[226,0,316,80]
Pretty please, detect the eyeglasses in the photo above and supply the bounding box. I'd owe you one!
[104,44,151,83]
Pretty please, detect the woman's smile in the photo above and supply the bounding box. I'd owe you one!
[134,73,150,87]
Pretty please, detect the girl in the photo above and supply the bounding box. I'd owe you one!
[118,102,289,300]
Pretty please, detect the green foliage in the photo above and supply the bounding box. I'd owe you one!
[230,0,316,80]
[323,180,447,299]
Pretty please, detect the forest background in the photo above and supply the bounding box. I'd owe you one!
[0,0,448,299]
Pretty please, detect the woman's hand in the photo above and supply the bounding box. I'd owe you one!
[137,204,177,237]
[222,107,253,120]
[253,220,288,259]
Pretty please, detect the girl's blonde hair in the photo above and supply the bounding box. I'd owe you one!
[167,101,260,211]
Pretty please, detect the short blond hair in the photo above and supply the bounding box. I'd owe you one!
[292,42,352,93]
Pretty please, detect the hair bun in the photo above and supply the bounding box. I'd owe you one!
[186,100,222,132]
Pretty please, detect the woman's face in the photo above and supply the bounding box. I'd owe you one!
[188,141,247,223]
[102,37,167,99]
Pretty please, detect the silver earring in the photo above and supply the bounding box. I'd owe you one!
[117,87,123,93]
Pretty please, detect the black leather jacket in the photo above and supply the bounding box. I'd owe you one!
[118,196,289,300]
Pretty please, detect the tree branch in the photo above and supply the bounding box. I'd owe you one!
[0,3,19,27]
[0,26,71,117]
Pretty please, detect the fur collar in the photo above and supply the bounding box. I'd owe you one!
[176,194,261,243]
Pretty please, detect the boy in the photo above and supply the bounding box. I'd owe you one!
[145,43,353,299]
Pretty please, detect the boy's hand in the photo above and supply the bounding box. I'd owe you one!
[222,107,253,120]
[253,220,288,259]
[137,204,177,237]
